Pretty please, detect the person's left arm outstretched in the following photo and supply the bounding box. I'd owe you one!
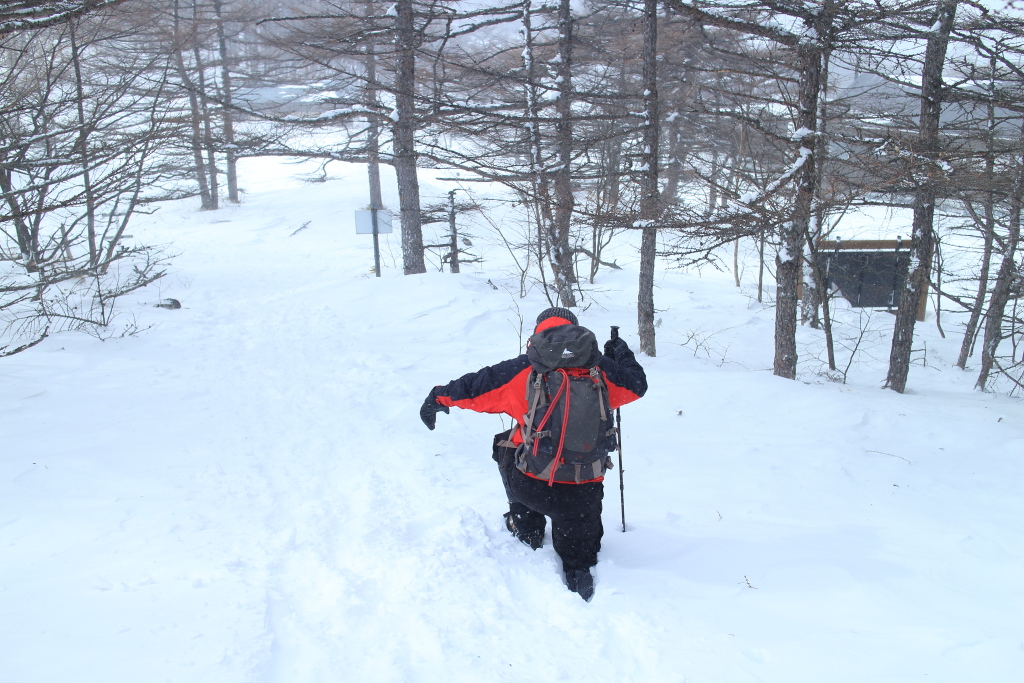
[419,355,532,430]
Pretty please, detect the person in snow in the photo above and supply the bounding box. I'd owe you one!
[419,307,647,601]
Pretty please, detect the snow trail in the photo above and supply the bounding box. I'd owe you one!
[1,158,1021,682]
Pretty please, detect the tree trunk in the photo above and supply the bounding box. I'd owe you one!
[976,119,1024,390]
[637,0,659,356]
[550,0,577,307]
[757,228,766,303]
[774,42,821,379]
[706,149,719,218]
[178,49,212,210]
[730,122,748,289]
[886,0,957,393]
[957,60,998,368]
[448,189,460,273]
[394,0,425,275]
[173,1,212,210]
[69,22,97,268]
[591,64,627,284]
[802,45,831,328]
[523,3,558,301]
[661,120,686,203]
[364,26,383,213]
[0,168,36,269]
[604,64,627,211]
[191,7,219,212]
[213,0,238,203]
[958,196,995,367]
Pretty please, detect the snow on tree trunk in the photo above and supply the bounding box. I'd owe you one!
[774,43,821,380]
[801,44,832,330]
[886,0,958,393]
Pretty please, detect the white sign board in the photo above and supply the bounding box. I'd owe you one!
[355,209,393,234]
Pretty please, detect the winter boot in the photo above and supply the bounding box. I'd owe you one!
[565,568,594,601]
[504,511,544,550]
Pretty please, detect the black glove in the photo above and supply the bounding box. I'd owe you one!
[419,387,450,431]
[604,336,630,360]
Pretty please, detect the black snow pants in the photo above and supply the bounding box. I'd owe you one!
[492,431,604,572]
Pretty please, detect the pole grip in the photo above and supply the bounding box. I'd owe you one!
[610,325,619,341]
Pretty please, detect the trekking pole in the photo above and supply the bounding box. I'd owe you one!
[610,326,626,533]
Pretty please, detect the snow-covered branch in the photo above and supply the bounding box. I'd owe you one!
[739,144,813,206]
[662,0,803,48]
[0,0,126,37]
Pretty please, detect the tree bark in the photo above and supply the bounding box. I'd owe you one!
[523,3,557,301]
[364,19,383,213]
[550,0,577,307]
[802,45,831,328]
[190,1,218,211]
[774,42,821,379]
[591,63,627,284]
[957,59,998,368]
[173,0,212,210]
[886,0,958,393]
[394,0,425,274]
[448,189,460,273]
[213,0,238,203]
[69,22,97,268]
[757,228,766,303]
[637,0,659,356]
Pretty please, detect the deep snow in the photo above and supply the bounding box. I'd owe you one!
[1,157,1021,683]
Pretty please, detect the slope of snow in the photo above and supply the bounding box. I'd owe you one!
[1,158,1021,683]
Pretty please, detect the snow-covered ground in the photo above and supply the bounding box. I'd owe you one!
[2,158,1021,683]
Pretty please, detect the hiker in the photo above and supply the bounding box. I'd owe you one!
[419,307,647,601]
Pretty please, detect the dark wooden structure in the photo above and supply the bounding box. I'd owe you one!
[814,239,927,322]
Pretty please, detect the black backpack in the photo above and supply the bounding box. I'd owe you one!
[517,325,617,485]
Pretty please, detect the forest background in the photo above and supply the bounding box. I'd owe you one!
[2,0,1024,395]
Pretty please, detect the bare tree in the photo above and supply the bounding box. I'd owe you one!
[254,0,475,275]
[1,7,174,354]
